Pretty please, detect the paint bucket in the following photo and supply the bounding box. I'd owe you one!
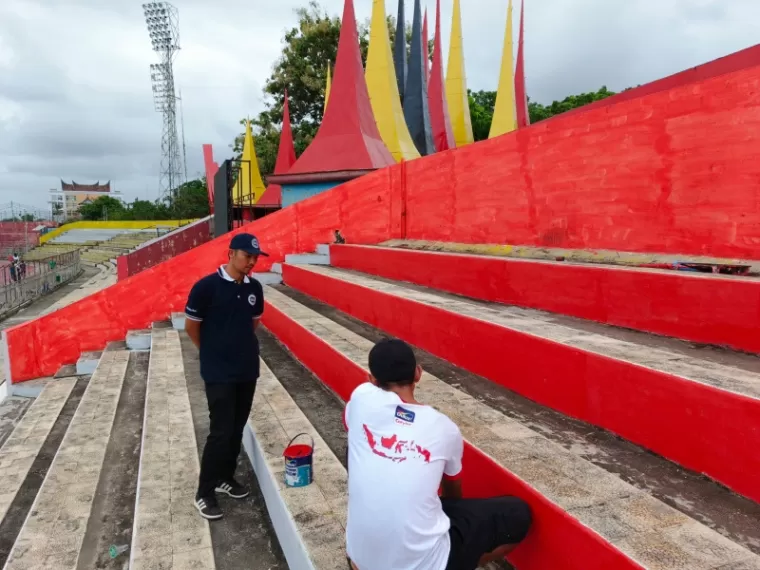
[283,433,314,488]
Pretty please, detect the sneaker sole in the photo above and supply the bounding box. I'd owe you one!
[215,487,250,499]
[194,500,223,520]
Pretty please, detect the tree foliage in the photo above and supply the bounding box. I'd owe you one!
[77,179,209,221]
[467,87,619,142]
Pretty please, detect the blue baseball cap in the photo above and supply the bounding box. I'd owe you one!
[229,233,269,257]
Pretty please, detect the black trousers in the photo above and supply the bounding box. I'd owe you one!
[444,496,532,570]
[197,381,256,499]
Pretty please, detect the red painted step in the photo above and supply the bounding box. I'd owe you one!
[329,244,760,354]
[281,263,760,504]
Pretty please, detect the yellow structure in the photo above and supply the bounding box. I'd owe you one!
[39,220,194,244]
[234,120,267,205]
[445,0,474,147]
[324,64,332,115]
[490,0,517,138]
[365,0,420,162]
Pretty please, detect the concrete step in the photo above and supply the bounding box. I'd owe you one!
[253,272,283,286]
[3,351,130,569]
[0,377,87,568]
[126,329,152,351]
[271,263,283,274]
[245,358,347,569]
[76,351,102,375]
[329,243,760,354]
[315,244,330,256]
[284,254,329,266]
[261,285,760,570]
[171,311,186,330]
[130,329,215,569]
[281,263,760,503]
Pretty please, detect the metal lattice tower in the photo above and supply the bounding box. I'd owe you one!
[143,2,184,204]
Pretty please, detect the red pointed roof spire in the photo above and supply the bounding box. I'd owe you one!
[287,0,394,175]
[428,0,455,151]
[259,90,296,207]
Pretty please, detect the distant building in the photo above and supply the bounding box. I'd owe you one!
[49,180,123,221]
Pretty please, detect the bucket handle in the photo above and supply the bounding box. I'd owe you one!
[285,432,315,453]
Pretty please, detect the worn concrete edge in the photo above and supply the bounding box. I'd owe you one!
[127,344,153,570]
[380,239,760,273]
[242,423,315,570]
[3,353,118,566]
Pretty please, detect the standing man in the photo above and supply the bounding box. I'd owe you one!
[185,233,268,520]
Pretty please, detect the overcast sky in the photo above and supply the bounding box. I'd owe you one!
[0,0,757,212]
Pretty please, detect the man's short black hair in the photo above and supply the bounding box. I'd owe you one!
[368,338,417,387]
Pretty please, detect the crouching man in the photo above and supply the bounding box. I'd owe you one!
[345,339,532,570]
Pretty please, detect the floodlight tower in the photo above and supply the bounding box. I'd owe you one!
[143,2,184,204]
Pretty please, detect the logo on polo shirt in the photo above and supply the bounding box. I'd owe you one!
[248,294,256,306]
[395,406,415,424]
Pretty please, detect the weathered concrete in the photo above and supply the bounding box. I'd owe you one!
[301,264,760,400]
[284,254,330,266]
[252,272,283,286]
[0,379,76,524]
[0,396,32,448]
[126,330,152,351]
[130,330,215,570]
[247,359,348,569]
[4,351,129,569]
[264,286,760,569]
[76,352,102,376]
[77,351,149,570]
[0,378,87,568]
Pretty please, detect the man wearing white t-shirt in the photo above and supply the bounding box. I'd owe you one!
[345,339,532,570]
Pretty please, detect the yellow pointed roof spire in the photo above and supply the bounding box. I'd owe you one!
[324,63,332,116]
[234,120,267,204]
[365,0,420,162]
[445,0,474,146]
[490,0,517,138]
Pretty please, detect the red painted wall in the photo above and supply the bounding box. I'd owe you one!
[7,62,760,381]
[283,263,760,503]
[330,245,760,354]
[116,219,213,281]
[560,44,760,120]
[261,301,641,570]
[4,168,399,382]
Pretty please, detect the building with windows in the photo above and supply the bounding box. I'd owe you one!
[49,181,123,221]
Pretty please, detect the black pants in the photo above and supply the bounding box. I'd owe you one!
[444,496,532,570]
[196,381,256,499]
[347,496,532,570]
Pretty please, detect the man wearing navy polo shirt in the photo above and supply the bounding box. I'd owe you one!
[185,232,267,520]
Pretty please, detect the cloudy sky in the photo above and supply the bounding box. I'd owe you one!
[0,0,757,212]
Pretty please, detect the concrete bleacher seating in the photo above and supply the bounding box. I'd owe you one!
[0,245,758,570]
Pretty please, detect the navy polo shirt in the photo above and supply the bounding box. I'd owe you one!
[185,266,264,384]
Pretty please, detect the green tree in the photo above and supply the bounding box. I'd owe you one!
[466,86,620,141]
[468,90,497,142]
[168,178,210,219]
[78,196,127,221]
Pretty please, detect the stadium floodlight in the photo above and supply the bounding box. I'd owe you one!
[142,1,184,204]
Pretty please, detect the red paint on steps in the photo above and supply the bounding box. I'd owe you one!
[329,245,760,355]
[261,300,640,570]
[282,263,760,503]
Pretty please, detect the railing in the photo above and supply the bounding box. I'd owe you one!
[0,250,81,317]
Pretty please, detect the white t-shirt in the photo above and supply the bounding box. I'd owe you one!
[345,383,464,570]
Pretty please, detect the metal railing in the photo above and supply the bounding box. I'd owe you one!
[0,250,81,316]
